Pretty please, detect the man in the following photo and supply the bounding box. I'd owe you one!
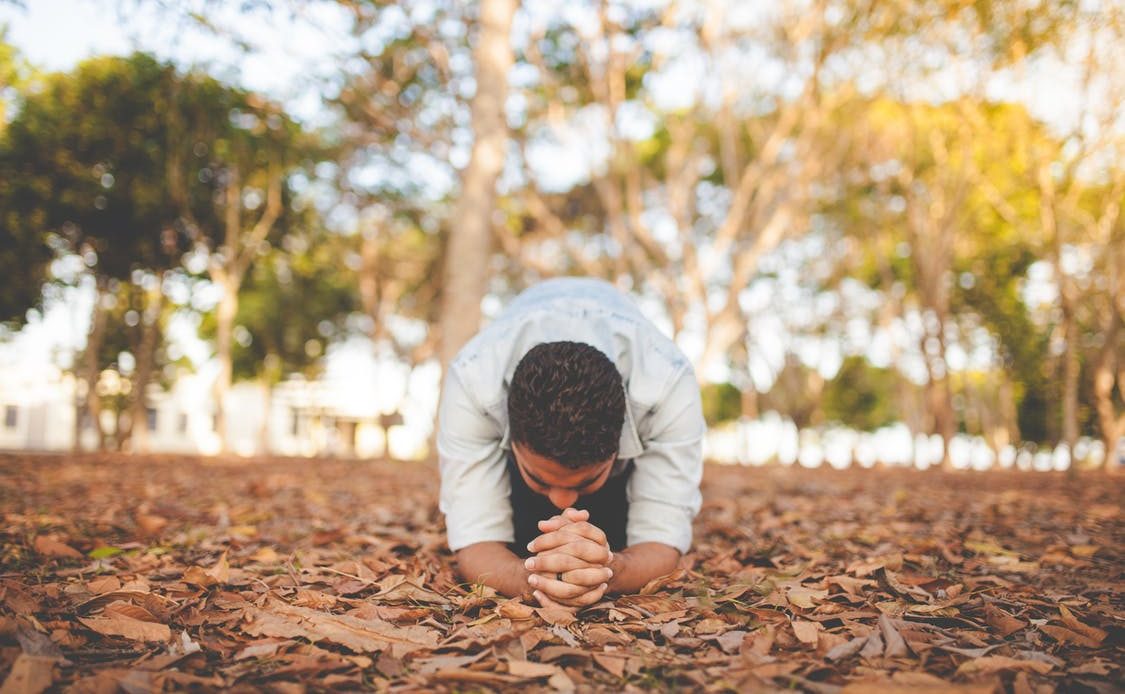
[437,278,704,609]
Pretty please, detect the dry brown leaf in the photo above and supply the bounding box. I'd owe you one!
[33,536,82,559]
[249,546,280,563]
[78,615,171,643]
[860,632,884,659]
[0,654,59,694]
[243,601,438,657]
[983,604,1027,637]
[747,624,776,656]
[506,659,559,678]
[548,669,576,692]
[842,680,993,694]
[956,655,1054,676]
[534,605,578,627]
[1069,659,1113,675]
[102,601,161,623]
[85,576,121,595]
[1068,544,1099,557]
[1040,624,1102,648]
[848,553,903,576]
[182,552,230,587]
[134,512,168,537]
[716,630,749,653]
[827,575,878,595]
[879,613,909,658]
[412,652,489,675]
[373,575,444,603]
[791,620,820,645]
[431,669,521,685]
[591,652,626,678]
[786,585,827,609]
[235,639,287,660]
[1057,605,1107,644]
[497,600,536,620]
[583,625,630,646]
[293,589,337,610]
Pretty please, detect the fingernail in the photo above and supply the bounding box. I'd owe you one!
[606,569,614,577]
[528,575,539,586]
[524,558,535,570]
[527,542,535,551]
[608,551,614,561]
[600,583,608,590]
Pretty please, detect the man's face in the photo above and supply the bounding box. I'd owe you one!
[512,442,616,510]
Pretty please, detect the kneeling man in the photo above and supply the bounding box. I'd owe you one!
[438,278,704,609]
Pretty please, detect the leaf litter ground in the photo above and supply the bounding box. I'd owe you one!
[0,453,1120,693]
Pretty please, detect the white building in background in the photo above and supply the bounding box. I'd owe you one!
[0,366,426,460]
[3,363,1120,470]
[0,362,77,451]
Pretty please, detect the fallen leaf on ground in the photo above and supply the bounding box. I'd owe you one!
[33,536,82,559]
[956,655,1054,676]
[78,615,171,643]
[0,655,59,694]
[243,601,438,657]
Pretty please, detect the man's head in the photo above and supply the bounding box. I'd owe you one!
[509,341,625,508]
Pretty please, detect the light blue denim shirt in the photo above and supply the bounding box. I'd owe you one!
[437,278,704,554]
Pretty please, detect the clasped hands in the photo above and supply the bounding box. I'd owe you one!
[524,507,614,610]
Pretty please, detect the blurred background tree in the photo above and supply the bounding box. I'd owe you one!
[0,0,1121,468]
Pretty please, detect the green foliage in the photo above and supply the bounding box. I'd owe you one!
[201,232,359,385]
[954,245,1054,442]
[823,356,899,431]
[700,382,742,427]
[0,27,35,124]
[0,54,190,282]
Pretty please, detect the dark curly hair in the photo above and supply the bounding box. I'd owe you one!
[508,341,625,469]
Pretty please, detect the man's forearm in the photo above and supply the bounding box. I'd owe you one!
[607,542,681,594]
[455,542,532,598]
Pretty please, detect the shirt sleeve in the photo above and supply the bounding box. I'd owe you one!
[436,366,514,552]
[625,365,705,554]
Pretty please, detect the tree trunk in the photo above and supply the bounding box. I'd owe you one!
[128,288,164,454]
[928,375,957,469]
[79,277,110,452]
[1061,301,1081,470]
[922,317,957,470]
[259,381,273,456]
[438,0,515,369]
[740,386,759,420]
[213,274,239,454]
[1093,305,1122,472]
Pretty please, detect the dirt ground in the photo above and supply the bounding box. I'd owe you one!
[0,453,1121,692]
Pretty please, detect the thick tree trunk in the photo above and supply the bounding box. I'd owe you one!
[1061,303,1081,471]
[258,381,273,456]
[1093,307,1123,472]
[128,289,164,454]
[922,320,957,470]
[438,0,515,369]
[79,278,110,452]
[740,386,759,420]
[213,274,239,454]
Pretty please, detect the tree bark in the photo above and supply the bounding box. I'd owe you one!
[212,272,239,454]
[1093,294,1123,472]
[78,277,110,452]
[438,0,515,369]
[207,163,283,454]
[128,288,164,454]
[258,380,273,456]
